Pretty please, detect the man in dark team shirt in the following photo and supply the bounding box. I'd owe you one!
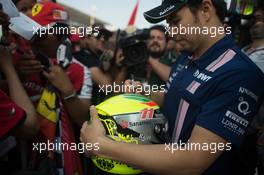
[80,0,264,174]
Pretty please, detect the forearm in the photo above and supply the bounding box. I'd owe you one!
[114,68,127,85]
[149,59,171,82]
[97,73,113,86]
[4,66,38,138]
[91,67,113,86]
[98,138,203,175]
[63,97,91,127]
[5,66,36,117]
[150,91,165,107]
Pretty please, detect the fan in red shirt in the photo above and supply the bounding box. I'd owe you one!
[11,2,93,175]
[0,3,38,141]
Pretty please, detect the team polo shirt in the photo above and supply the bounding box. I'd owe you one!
[0,90,26,139]
[162,35,264,175]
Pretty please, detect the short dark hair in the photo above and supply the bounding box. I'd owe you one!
[49,23,70,40]
[149,25,168,41]
[150,25,166,34]
[187,0,227,22]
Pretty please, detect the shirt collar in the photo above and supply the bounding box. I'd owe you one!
[242,44,264,53]
[192,35,236,69]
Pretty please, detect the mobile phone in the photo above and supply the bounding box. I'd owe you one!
[36,52,51,71]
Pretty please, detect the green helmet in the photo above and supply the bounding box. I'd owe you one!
[92,94,168,174]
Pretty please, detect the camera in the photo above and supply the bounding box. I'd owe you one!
[119,29,149,67]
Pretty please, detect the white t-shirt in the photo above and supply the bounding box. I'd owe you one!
[242,44,264,130]
[242,44,264,74]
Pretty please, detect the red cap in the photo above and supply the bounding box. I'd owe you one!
[30,2,68,26]
[70,34,81,43]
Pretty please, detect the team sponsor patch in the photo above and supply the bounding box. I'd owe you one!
[225,110,249,127]
[159,5,175,16]
[237,97,251,115]
[221,118,246,136]
[193,70,212,82]
[239,87,258,102]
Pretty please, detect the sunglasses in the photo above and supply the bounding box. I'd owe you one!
[95,33,110,41]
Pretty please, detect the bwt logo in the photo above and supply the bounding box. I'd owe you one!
[193,70,212,82]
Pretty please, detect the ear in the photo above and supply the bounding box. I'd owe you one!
[200,0,214,22]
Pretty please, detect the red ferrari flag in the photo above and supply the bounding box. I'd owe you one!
[128,0,140,26]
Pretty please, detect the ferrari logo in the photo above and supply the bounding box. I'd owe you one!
[32,4,43,17]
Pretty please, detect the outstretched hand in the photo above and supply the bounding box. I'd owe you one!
[80,106,106,156]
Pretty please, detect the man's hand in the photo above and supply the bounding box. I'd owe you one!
[43,65,75,96]
[148,56,159,65]
[80,106,106,156]
[124,79,144,94]
[148,56,171,83]
[16,53,44,76]
[115,49,125,67]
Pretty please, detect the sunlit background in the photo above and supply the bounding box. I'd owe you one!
[57,0,163,29]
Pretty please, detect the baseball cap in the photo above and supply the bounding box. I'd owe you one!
[144,0,188,24]
[30,2,68,27]
[92,23,113,41]
[70,33,81,43]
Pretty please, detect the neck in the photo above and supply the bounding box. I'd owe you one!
[88,47,97,56]
[47,52,56,58]
[193,33,226,59]
[251,38,264,49]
